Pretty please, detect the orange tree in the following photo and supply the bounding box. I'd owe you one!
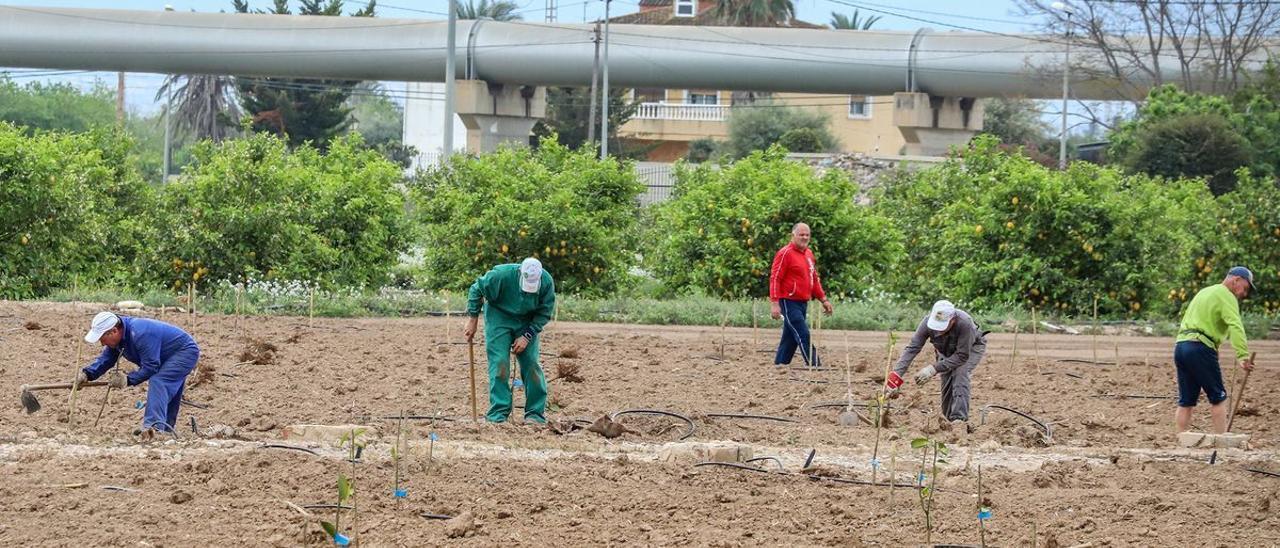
[411,137,645,296]
[1181,169,1280,316]
[0,124,152,298]
[647,145,902,298]
[141,132,408,289]
[873,135,1214,316]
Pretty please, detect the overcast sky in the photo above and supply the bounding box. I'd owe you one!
[2,0,1044,115]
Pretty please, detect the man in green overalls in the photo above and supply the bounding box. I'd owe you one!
[464,258,556,424]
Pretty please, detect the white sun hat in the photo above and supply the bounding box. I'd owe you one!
[85,311,120,343]
[926,300,956,331]
[520,258,543,293]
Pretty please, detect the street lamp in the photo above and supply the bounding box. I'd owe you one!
[1052,1,1072,170]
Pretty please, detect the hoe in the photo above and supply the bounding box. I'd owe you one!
[20,381,108,414]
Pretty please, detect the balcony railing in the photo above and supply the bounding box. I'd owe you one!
[634,102,730,121]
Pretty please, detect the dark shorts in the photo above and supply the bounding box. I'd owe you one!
[1174,340,1227,407]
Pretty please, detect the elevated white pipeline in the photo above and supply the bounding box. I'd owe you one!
[0,6,1271,99]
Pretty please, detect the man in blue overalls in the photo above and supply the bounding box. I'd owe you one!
[77,312,201,439]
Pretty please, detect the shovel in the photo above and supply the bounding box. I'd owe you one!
[20,381,108,414]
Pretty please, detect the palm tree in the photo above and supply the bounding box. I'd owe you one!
[155,74,241,142]
[453,0,523,21]
[830,9,881,30]
[710,0,795,27]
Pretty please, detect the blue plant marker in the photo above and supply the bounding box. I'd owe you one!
[394,488,408,498]
[334,533,351,546]
[869,457,881,470]
[513,378,524,390]
[429,432,439,442]
[134,400,144,409]
[917,472,926,485]
[978,507,993,520]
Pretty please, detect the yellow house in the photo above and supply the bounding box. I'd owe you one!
[611,0,908,161]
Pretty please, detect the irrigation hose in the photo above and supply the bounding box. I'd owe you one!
[1246,468,1280,479]
[260,443,321,457]
[979,404,1053,441]
[704,413,799,423]
[744,456,785,471]
[610,409,697,440]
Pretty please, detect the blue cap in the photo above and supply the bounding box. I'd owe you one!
[1228,266,1256,290]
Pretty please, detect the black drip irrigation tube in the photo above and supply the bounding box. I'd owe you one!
[260,443,321,457]
[692,461,923,489]
[1247,468,1280,478]
[1093,393,1174,400]
[181,398,211,409]
[704,413,799,424]
[807,401,898,411]
[1040,371,1086,379]
[361,414,457,422]
[610,409,697,440]
[421,513,454,520]
[979,404,1053,442]
[744,456,785,471]
[1056,358,1117,366]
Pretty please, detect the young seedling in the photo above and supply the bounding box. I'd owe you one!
[392,411,406,500]
[338,427,366,546]
[976,464,990,547]
[319,473,355,546]
[912,436,949,545]
[1031,307,1040,372]
[870,331,898,484]
[1008,321,1018,372]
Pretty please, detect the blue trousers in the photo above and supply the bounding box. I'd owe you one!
[774,299,820,367]
[142,345,199,432]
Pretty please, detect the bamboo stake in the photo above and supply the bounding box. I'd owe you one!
[308,285,315,329]
[977,465,986,548]
[93,385,112,427]
[467,342,478,422]
[888,441,896,506]
[719,307,728,359]
[751,300,758,347]
[1031,307,1040,371]
[1091,295,1099,365]
[1113,336,1121,370]
[188,281,195,332]
[1008,321,1019,371]
[234,282,242,332]
[66,337,82,424]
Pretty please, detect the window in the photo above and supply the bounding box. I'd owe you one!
[686,89,719,105]
[674,0,695,17]
[848,95,872,118]
[632,87,665,103]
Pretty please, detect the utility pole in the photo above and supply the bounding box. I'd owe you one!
[545,0,558,22]
[587,23,601,145]
[115,72,125,124]
[1053,2,1072,170]
[600,0,612,160]
[444,0,458,161]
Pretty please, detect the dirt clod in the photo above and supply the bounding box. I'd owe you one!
[169,490,193,504]
[444,511,476,538]
[555,361,584,383]
[559,347,580,359]
[22,321,41,330]
[586,415,631,439]
[238,338,278,365]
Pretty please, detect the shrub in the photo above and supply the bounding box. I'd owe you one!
[648,145,902,298]
[777,127,827,153]
[724,102,838,159]
[0,124,152,298]
[685,137,719,163]
[411,137,644,296]
[1120,113,1250,195]
[873,135,1214,316]
[142,132,408,290]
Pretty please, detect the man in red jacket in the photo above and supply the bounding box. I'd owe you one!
[769,222,833,367]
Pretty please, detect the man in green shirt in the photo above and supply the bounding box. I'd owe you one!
[464,258,556,424]
[1174,266,1256,434]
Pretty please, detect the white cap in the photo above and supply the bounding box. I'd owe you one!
[85,311,120,343]
[926,300,956,331]
[519,258,543,293]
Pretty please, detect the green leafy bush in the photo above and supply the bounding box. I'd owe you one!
[143,132,408,289]
[873,135,1214,316]
[1119,113,1251,195]
[777,127,827,153]
[0,124,152,298]
[411,137,644,295]
[685,137,719,163]
[648,145,902,298]
[724,102,838,159]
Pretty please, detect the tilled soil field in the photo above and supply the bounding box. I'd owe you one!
[1,300,1278,546]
